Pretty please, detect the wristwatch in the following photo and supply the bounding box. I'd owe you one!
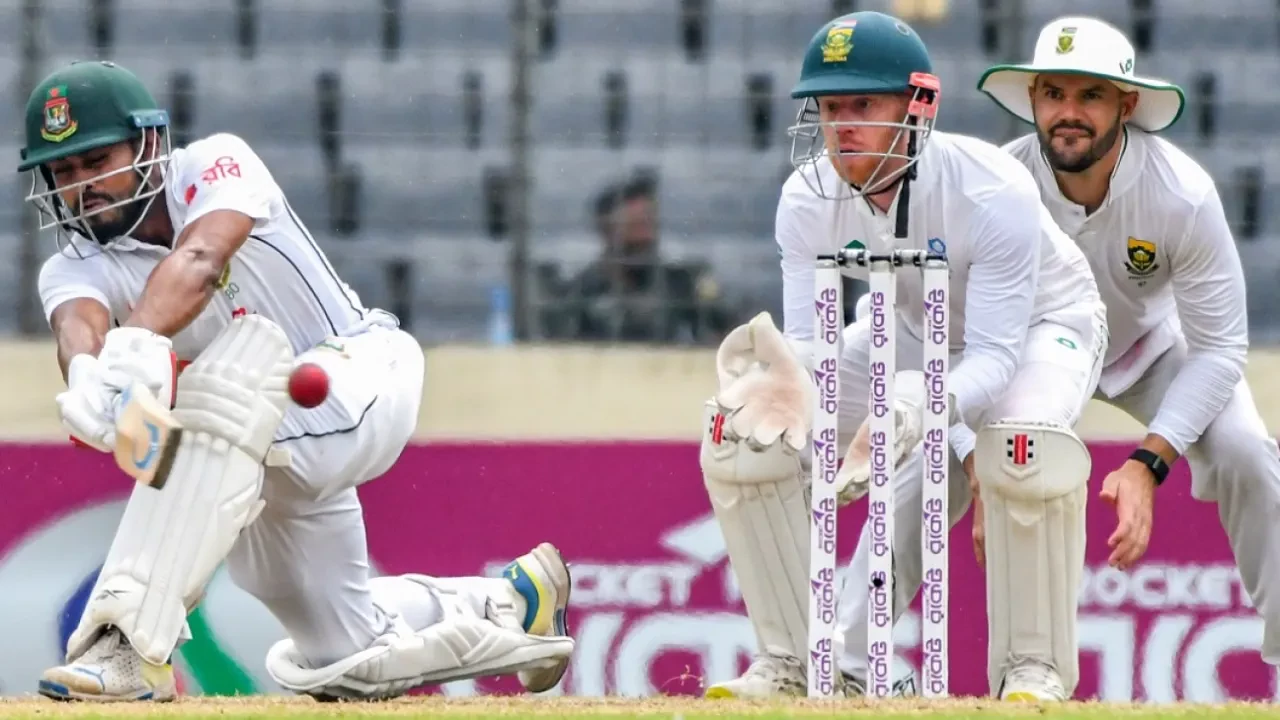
[1129,448,1170,486]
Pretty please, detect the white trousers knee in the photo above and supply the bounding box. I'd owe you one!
[225,325,440,666]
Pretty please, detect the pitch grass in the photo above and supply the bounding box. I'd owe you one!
[1,697,1280,720]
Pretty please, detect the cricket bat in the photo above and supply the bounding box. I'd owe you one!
[112,381,184,490]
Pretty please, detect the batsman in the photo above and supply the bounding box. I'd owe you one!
[699,12,1109,700]
[979,16,1280,676]
[22,60,574,701]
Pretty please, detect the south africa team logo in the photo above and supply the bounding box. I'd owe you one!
[1056,27,1077,54]
[1124,236,1159,281]
[822,21,856,63]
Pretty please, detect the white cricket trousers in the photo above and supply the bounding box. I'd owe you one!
[835,304,1106,680]
[223,324,444,667]
[1098,332,1280,667]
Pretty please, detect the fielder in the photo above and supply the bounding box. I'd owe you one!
[978,17,1280,671]
[699,11,1109,701]
[22,60,574,702]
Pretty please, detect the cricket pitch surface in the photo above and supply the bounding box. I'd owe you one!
[2,696,1280,719]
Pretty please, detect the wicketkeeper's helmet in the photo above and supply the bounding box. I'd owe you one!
[787,11,941,200]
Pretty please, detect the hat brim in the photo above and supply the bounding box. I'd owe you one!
[792,72,908,99]
[976,64,1186,133]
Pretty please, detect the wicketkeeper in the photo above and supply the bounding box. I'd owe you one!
[698,11,1109,701]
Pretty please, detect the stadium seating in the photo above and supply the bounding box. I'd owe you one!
[1,0,1276,342]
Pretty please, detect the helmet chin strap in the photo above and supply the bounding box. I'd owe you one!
[852,115,919,238]
[893,116,920,241]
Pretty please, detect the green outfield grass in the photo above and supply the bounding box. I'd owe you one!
[1,697,1279,720]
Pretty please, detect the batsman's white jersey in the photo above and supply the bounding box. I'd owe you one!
[42,134,379,352]
[38,132,419,487]
[37,132,426,667]
[1005,127,1280,668]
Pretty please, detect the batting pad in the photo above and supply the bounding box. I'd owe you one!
[67,315,295,666]
[975,421,1089,697]
[699,400,811,662]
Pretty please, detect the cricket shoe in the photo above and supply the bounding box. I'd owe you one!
[704,654,806,698]
[998,658,1066,702]
[38,627,176,702]
[503,542,573,693]
[705,654,906,699]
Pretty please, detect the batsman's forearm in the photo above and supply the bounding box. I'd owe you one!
[49,298,112,384]
[124,247,222,338]
[55,317,105,383]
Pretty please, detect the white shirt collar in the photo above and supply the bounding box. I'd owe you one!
[1034,126,1142,216]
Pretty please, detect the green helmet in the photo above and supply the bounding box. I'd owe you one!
[18,60,171,252]
[786,12,941,200]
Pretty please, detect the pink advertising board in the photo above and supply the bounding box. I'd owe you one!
[0,442,1271,701]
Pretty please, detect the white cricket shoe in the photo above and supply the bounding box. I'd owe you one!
[705,655,913,699]
[38,627,176,702]
[705,654,807,698]
[998,658,1067,702]
[503,542,573,693]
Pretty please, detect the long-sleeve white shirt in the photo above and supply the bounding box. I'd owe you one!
[778,130,1103,431]
[1003,128,1248,455]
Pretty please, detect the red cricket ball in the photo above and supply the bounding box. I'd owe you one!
[288,362,330,409]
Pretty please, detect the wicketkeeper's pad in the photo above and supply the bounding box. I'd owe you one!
[976,420,1090,697]
[700,312,813,663]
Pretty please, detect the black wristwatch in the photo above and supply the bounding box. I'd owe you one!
[1129,448,1170,486]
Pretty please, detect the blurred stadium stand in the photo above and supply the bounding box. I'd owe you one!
[0,0,1276,343]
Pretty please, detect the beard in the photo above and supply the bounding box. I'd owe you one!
[1037,112,1123,173]
[68,188,152,244]
[80,199,150,244]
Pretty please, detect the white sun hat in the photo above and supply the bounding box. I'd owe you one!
[977,16,1185,133]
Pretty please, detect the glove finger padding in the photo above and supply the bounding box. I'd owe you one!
[57,389,114,452]
[724,374,810,452]
[99,328,178,408]
[714,321,759,390]
[715,312,809,387]
[713,312,812,455]
[722,372,781,448]
[746,311,807,377]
